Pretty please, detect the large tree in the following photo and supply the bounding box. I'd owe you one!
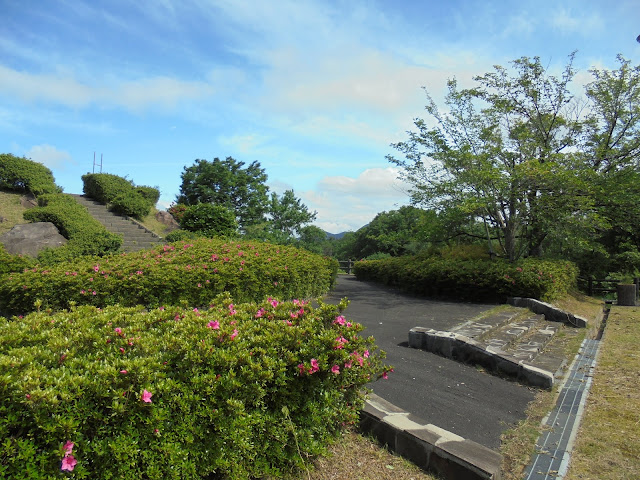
[388,54,597,261]
[177,157,269,228]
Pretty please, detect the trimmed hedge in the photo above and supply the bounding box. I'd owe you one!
[0,297,390,479]
[22,193,122,263]
[0,238,339,316]
[353,256,578,302]
[0,153,60,196]
[81,173,159,219]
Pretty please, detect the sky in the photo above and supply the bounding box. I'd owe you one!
[1,1,640,233]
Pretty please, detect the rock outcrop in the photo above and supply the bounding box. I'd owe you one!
[0,222,67,257]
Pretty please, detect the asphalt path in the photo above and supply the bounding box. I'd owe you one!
[325,275,537,449]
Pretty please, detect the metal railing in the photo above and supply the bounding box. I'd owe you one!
[579,276,639,298]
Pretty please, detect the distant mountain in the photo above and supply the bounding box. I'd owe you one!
[324,230,349,240]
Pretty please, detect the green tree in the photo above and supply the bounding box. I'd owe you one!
[180,203,238,237]
[268,189,317,238]
[177,157,269,228]
[388,54,595,261]
[297,225,332,255]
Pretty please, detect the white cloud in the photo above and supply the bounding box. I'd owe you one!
[303,167,410,232]
[0,66,215,111]
[551,8,603,34]
[25,144,74,169]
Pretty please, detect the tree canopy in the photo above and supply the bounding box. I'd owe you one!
[388,53,640,271]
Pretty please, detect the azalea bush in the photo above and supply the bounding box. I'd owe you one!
[81,173,158,219]
[0,296,389,479]
[0,238,339,316]
[22,193,122,263]
[0,153,61,196]
[0,244,34,276]
[354,256,578,302]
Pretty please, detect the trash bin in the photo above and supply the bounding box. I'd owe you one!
[616,283,637,306]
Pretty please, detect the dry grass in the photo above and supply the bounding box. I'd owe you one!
[563,305,640,480]
[303,429,440,480]
[0,190,27,235]
[138,207,175,237]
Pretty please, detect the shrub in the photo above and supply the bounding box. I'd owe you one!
[81,173,156,219]
[180,203,238,237]
[0,297,390,479]
[0,243,34,276]
[164,229,202,243]
[354,256,578,302]
[0,238,339,316]
[109,190,153,220]
[0,153,60,196]
[167,203,187,223]
[22,193,122,263]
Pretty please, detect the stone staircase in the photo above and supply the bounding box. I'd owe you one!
[408,303,588,389]
[71,194,164,253]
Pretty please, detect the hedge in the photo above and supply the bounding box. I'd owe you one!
[0,238,339,316]
[0,297,390,479]
[81,173,159,220]
[0,243,34,276]
[0,153,60,196]
[21,194,122,264]
[353,256,578,302]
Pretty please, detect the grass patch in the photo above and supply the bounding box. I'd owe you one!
[499,292,604,480]
[302,428,440,480]
[0,190,27,235]
[563,305,640,480]
[137,206,175,237]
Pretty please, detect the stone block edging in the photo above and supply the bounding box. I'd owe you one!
[408,328,555,389]
[360,393,502,480]
[507,297,588,328]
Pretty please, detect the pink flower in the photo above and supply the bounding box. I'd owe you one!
[230,329,238,340]
[331,365,340,374]
[93,265,99,272]
[92,291,97,296]
[363,350,370,358]
[60,455,77,471]
[255,308,266,318]
[63,441,74,456]
[344,361,352,369]
[297,363,306,375]
[228,304,237,315]
[310,358,319,374]
[120,370,128,374]
[207,320,220,330]
[382,372,389,380]
[119,347,125,354]
[334,315,346,326]
[114,327,122,335]
[270,298,279,308]
[141,389,153,403]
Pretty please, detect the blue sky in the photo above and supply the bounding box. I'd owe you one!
[1,0,639,233]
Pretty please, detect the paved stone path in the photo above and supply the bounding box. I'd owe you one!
[325,275,537,449]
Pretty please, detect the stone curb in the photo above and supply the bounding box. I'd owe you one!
[408,328,555,389]
[507,297,588,328]
[360,393,502,480]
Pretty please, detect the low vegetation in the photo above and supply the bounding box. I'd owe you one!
[0,153,60,196]
[0,297,390,479]
[82,173,159,220]
[564,305,640,479]
[353,255,578,302]
[0,238,338,316]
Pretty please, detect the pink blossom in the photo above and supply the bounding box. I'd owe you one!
[25,394,31,399]
[363,350,370,358]
[63,441,74,456]
[92,291,97,296]
[120,370,128,374]
[269,298,279,308]
[331,365,340,375]
[334,315,346,326]
[230,329,238,340]
[119,347,125,354]
[60,455,77,471]
[344,361,352,369]
[141,389,153,403]
[93,265,99,272]
[228,304,237,315]
[207,320,220,330]
[382,372,389,380]
[114,327,122,335]
[297,363,306,375]
[255,308,266,318]
[310,358,319,374]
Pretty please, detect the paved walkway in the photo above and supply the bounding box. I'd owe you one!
[325,275,537,449]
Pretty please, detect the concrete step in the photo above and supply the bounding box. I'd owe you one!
[409,306,577,389]
[71,194,164,253]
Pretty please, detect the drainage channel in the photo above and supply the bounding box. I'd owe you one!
[522,336,603,480]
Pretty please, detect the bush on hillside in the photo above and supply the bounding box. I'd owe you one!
[353,256,578,302]
[167,203,187,223]
[0,238,339,316]
[0,297,390,479]
[164,229,203,243]
[81,173,158,219]
[180,203,238,237]
[0,243,34,276]
[0,153,60,196]
[22,194,122,263]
